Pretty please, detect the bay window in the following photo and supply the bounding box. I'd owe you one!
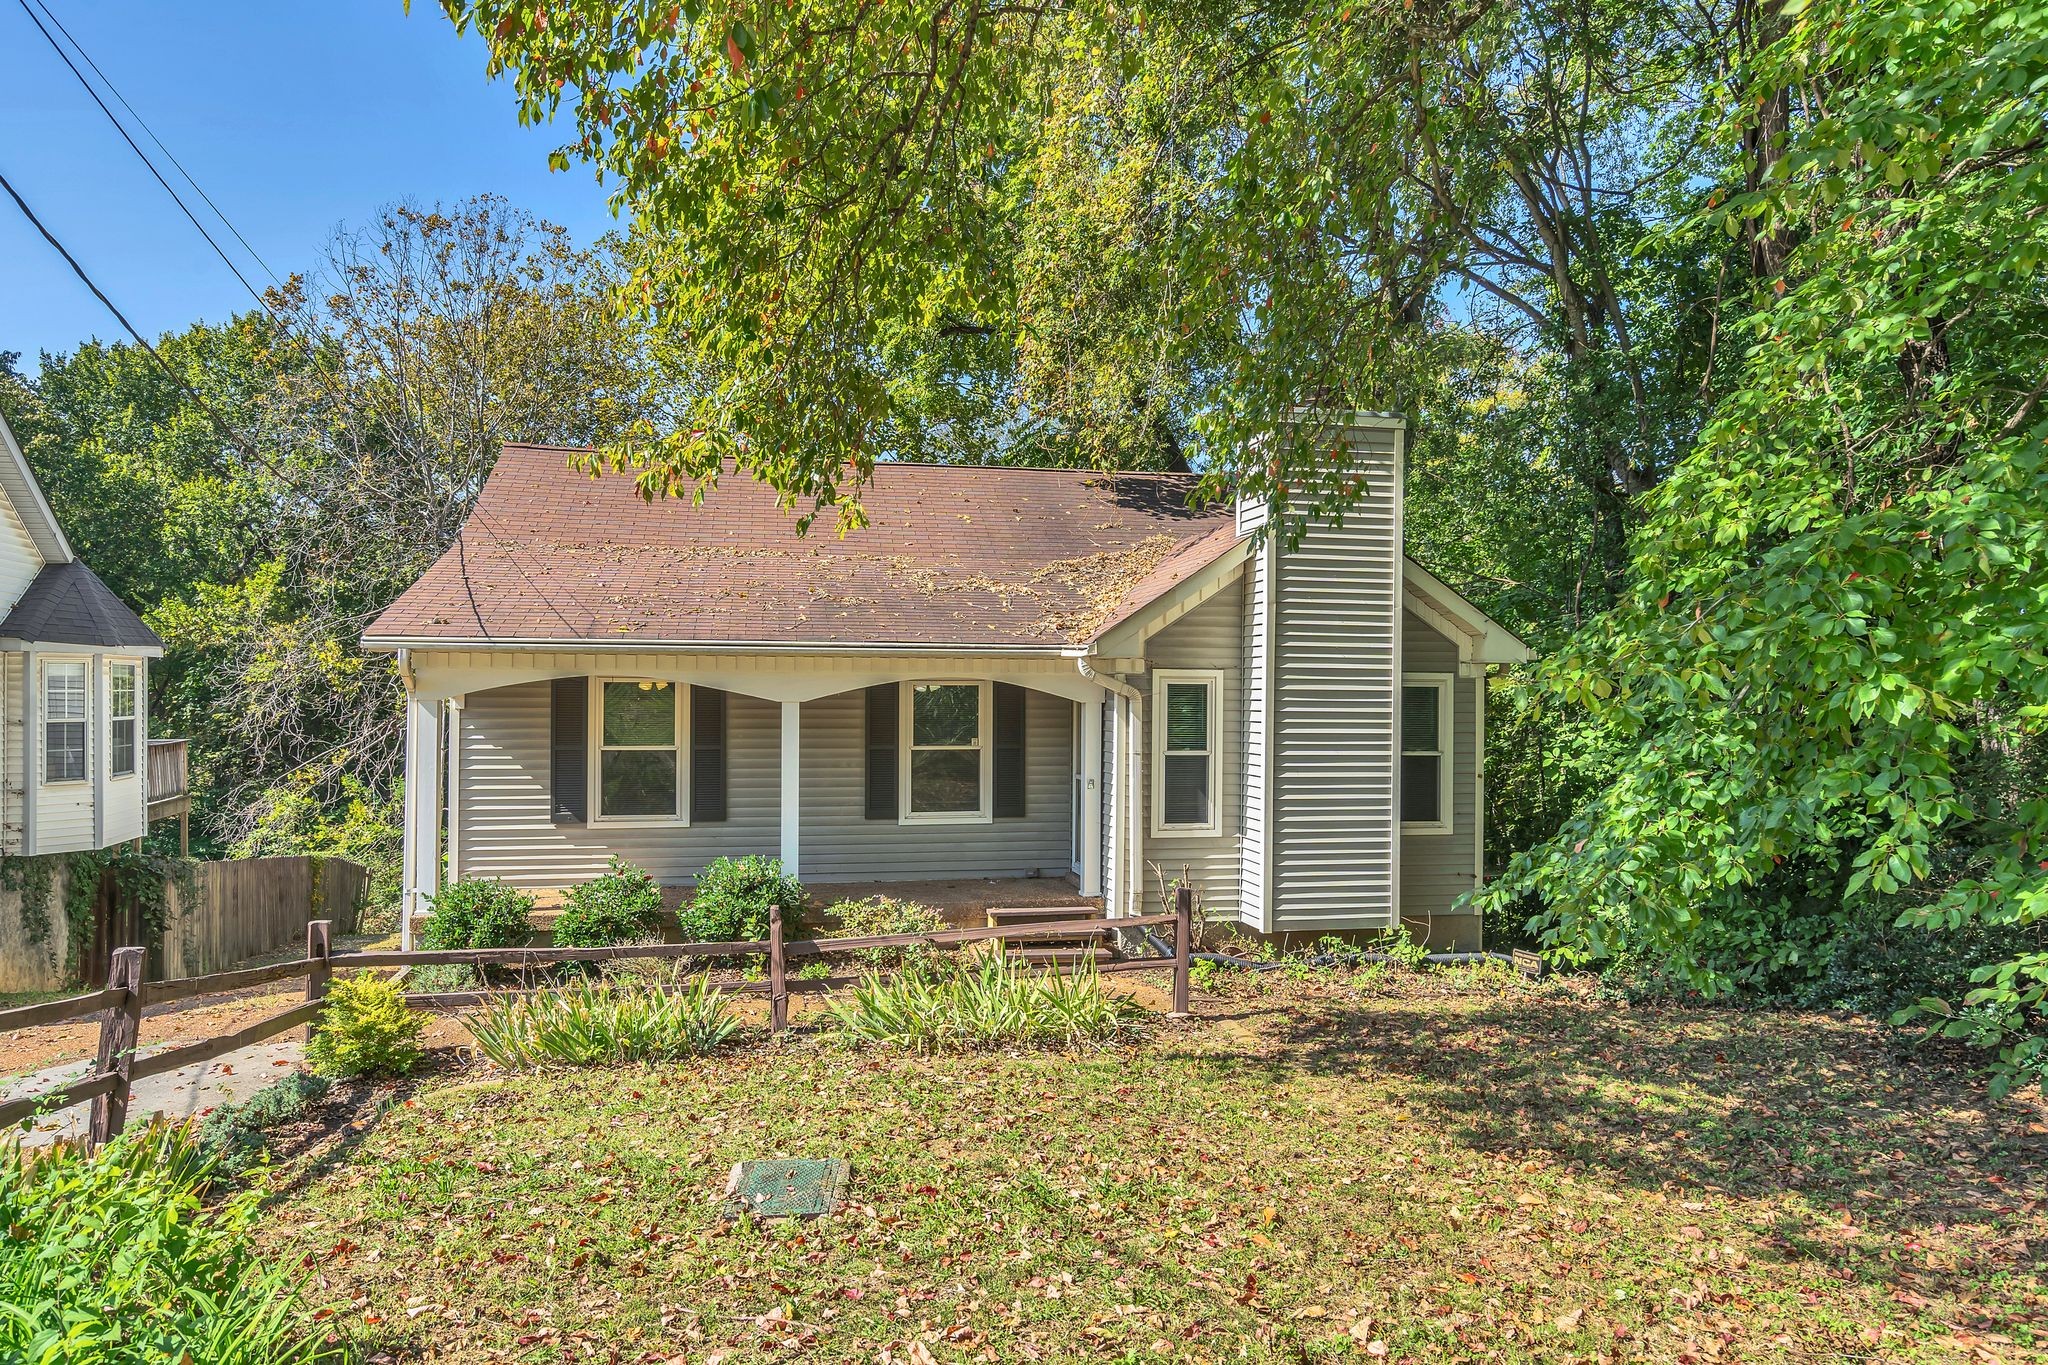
[110,663,138,777]
[44,661,87,784]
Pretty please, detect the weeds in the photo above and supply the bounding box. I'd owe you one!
[467,976,738,1069]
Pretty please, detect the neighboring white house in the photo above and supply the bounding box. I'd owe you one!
[366,413,1530,950]
[0,412,174,857]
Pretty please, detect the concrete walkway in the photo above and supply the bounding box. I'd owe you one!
[3,1037,307,1148]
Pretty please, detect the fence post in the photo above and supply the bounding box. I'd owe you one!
[768,903,788,1034]
[87,947,146,1147]
[1171,885,1192,1017]
[305,919,333,1043]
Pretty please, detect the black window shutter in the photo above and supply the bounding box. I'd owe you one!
[993,682,1027,818]
[691,685,728,822]
[864,683,899,820]
[550,676,589,824]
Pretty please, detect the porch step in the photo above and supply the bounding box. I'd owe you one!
[984,905,1100,928]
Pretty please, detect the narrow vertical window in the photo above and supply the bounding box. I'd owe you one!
[595,679,683,820]
[1401,676,1452,831]
[1152,672,1219,836]
[110,664,137,777]
[44,661,87,784]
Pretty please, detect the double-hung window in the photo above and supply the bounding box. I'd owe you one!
[1152,671,1220,837]
[902,682,988,821]
[110,664,138,777]
[44,661,87,784]
[1400,674,1453,832]
[593,679,684,821]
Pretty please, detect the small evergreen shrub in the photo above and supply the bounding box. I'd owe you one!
[466,976,738,1069]
[307,973,427,1079]
[682,855,804,943]
[826,895,946,973]
[554,858,665,948]
[195,1072,332,1178]
[405,962,480,994]
[420,877,535,951]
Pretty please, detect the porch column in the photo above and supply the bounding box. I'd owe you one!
[400,691,441,952]
[779,700,800,878]
[444,695,464,885]
[1079,700,1103,898]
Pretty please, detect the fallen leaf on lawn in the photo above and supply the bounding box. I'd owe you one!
[1556,1308,1585,1332]
[1348,1318,1377,1343]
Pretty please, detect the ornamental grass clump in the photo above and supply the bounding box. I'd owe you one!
[826,954,1140,1054]
[0,1123,332,1363]
[466,975,738,1069]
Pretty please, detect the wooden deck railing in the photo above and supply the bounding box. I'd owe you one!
[0,890,1195,1147]
[146,738,189,803]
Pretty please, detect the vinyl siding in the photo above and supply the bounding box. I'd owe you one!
[33,655,96,854]
[455,680,780,888]
[1399,611,1479,922]
[800,686,1073,883]
[0,482,44,619]
[1268,422,1402,928]
[0,654,18,855]
[1237,537,1269,927]
[101,657,146,846]
[1138,581,1243,919]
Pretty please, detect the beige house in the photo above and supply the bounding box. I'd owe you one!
[366,414,1529,949]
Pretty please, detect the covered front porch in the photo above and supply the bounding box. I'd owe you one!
[396,648,1155,947]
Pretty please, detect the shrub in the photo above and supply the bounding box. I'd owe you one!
[682,855,804,943]
[466,976,738,1069]
[194,1072,331,1178]
[307,973,427,1079]
[420,877,535,951]
[405,962,480,994]
[826,955,1139,1054]
[554,858,665,948]
[826,895,946,974]
[1365,926,1432,971]
[0,1122,331,1362]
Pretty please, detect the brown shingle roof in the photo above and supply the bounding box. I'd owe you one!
[365,446,1240,649]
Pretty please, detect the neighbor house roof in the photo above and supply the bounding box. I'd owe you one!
[365,445,1239,651]
[0,561,162,652]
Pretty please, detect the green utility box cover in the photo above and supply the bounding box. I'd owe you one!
[723,1158,851,1219]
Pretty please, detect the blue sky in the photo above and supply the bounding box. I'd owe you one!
[0,1,618,363]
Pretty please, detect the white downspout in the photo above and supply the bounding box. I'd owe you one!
[1077,657,1143,916]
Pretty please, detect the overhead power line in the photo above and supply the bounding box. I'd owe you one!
[13,0,276,313]
[22,0,283,290]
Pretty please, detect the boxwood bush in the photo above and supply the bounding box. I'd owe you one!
[681,855,804,943]
[421,877,535,950]
[554,858,665,948]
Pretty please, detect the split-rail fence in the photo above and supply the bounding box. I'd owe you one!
[0,889,1194,1148]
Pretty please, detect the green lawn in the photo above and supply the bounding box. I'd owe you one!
[258,967,2046,1363]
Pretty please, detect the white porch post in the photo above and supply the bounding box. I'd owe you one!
[400,691,442,951]
[779,700,801,878]
[444,695,464,886]
[1079,700,1103,898]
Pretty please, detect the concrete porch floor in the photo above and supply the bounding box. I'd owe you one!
[806,875,1098,927]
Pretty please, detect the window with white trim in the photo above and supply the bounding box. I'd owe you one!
[44,661,87,784]
[592,679,685,821]
[902,682,988,821]
[1400,674,1453,832]
[1152,671,1220,837]
[110,663,138,777]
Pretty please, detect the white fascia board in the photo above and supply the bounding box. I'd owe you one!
[1401,559,1534,665]
[0,412,72,564]
[1085,539,1251,659]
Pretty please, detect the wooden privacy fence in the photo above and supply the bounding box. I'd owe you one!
[0,889,1195,1147]
[147,856,370,984]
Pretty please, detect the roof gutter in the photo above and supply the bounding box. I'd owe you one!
[362,637,1077,656]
